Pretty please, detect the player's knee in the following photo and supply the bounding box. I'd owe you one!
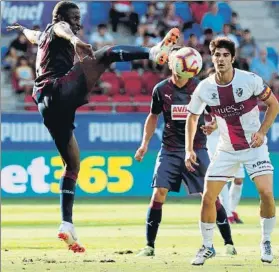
[234,178,243,185]
[152,188,168,203]
[259,190,274,203]
[202,192,216,206]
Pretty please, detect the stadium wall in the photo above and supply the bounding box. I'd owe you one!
[2,113,279,199]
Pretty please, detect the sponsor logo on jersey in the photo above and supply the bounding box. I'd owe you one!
[171,105,188,120]
[214,104,244,118]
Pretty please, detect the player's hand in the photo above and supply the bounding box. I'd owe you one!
[73,38,95,62]
[6,23,25,32]
[200,120,217,135]
[250,131,265,148]
[185,150,199,172]
[134,145,148,162]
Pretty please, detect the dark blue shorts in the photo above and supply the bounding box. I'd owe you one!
[152,148,210,194]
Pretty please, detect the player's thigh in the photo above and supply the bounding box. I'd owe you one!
[182,148,209,194]
[152,148,182,192]
[243,144,274,181]
[206,150,240,181]
[203,179,227,203]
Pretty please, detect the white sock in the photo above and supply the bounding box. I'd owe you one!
[229,183,243,212]
[200,221,215,248]
[261,217,276,243]
[219,184,232,217]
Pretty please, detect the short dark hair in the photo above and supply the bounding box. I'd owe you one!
[52,1,79,23]
[170,45,183,53]
[209,37,236,57]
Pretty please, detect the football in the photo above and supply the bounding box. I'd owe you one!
[172,47,203,79]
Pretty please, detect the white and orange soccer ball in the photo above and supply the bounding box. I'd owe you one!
[172,47,203,79]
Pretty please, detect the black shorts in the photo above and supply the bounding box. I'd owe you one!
[152,147,210,194]
[37,61,88,145]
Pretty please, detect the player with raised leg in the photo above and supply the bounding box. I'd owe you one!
[134,46,236,257]
[185,37,278,265]
[7,1,180,253]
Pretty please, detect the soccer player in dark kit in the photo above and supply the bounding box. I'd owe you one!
[7,1,180,253]
[134,46,237,257]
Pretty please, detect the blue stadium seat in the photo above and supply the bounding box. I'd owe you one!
[133,2,148,17]
[115,62,132,72]
[218,2,232,24]
[1,46,8,59]
[183,23,203,40]
[175,2,193,23]
[267,47,278,67]
[90,2,111,26]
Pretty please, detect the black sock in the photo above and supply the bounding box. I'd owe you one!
[60,171,77,224]
[146,201,163,248]
[106,45,150,63]
[216,199,233,245]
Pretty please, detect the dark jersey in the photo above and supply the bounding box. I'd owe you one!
[151,78,206,151]
[33,24,75,101]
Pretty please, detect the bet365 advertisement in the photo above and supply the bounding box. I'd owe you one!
[1,113,279,198]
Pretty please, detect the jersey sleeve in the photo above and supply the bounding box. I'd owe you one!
[251,73,272,101]
[151,86,163,115]
[187,82,207,115]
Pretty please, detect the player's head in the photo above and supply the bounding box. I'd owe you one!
[52,1,81,34]
[209,37,235,73]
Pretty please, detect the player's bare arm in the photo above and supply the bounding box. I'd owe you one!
[6,23,41,44]
[134,113,159,162]
[185,113,200,171]
[251,92,279,148]
[53,21,94,62]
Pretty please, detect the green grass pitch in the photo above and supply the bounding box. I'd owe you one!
[2,198,279,272]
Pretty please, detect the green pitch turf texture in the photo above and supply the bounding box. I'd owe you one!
[2,198,279,272]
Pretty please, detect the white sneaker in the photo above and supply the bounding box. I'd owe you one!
[191,245,216,266]
[58,221,85,253]
[260,241,273,263]
[149,28,180,65]
[226,244,237,255]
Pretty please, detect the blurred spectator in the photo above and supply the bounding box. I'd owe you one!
[13,56,34,95]
[3,47,18,70]
[239,29,257,65]
[270,75,279,95]
[133,31,156,71]
[250,48,278,84]
[199,28,215,54]
[230,12,242,38]
[109,1,139,35]
[77,25,89,43]
[190,1,209,24]
[201,2,224,34]
[186,34,204,53]
[89,24,114,50]
[140,3,160,36]
[158,3,183,33]
[217,24,239,48]
[9,33,28,56]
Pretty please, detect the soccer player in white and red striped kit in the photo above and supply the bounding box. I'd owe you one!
[185,37,279,265]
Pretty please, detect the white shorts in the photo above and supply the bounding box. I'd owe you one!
[207,131,245,180]
[206,144,273,181]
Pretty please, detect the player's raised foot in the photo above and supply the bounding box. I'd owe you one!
[226,244,237,255]
[232,211,244,224]
[58,221,85,253]
[149,28,180,65]
[191,245,216,266]
[136,246,155,257]
[260,241,273,263]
